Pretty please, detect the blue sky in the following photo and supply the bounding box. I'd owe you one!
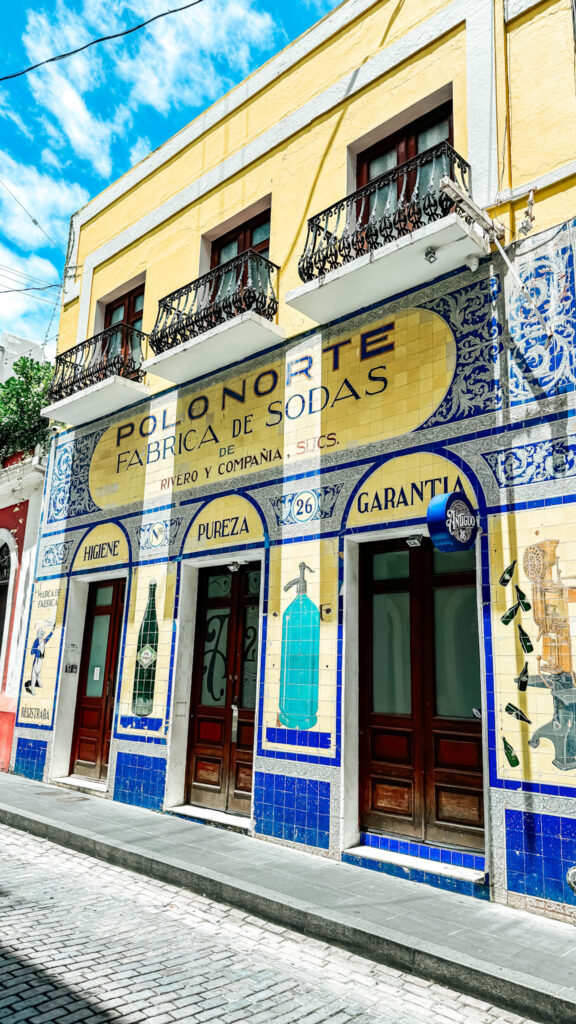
[0,0,339,355]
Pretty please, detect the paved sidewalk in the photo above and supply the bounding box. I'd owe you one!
[0,774,574,1024]
[0,824,537,1024]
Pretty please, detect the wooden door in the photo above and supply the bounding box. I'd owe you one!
[187,563,260,815]
[359,539,484,850]
[70,579,125,780]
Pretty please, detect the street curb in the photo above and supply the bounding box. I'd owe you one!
[0,803,569,1024]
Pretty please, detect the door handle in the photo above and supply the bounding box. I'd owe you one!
[231,696,239,743]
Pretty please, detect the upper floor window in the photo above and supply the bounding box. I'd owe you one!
[104,283,145,331]
[210,212,270,268]
[356,102,453,189]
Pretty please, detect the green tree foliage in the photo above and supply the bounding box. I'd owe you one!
[0,358,54,463]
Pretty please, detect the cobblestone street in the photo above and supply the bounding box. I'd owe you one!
[0,823,540,1024]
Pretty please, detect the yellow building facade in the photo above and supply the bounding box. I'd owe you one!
[12,0,576,918]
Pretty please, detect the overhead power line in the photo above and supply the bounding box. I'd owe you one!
[0,283,60,295]
[0,264,57,288]
[0,289,59,307]
[0,178,63,252]
[0,0,209,82]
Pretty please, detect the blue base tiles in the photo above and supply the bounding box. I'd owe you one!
[13,738,47,781]
[506,809,576,906]
[253,770,330,849]
[113,752,166,811]
[360,831,486,872]
[119,716,164,732]
[265,728,331,749]
[343,848,490,900]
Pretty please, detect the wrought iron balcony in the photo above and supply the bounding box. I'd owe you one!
[297,142,472,282]
[149,249,279,355]
[49,322,147,403]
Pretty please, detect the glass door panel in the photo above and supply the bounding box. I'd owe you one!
[85,615,111,698]
[240,603,259,710]
[199,608,230,707]
[417,118,450,196]
[434,587,481,718]
[372,592,411,714]
[368,146,397,219]
[373,549,409,581]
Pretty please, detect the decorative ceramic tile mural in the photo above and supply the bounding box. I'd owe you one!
[13,219,576,915]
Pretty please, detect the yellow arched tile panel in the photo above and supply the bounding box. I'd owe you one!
[183,496,265,554]
[346,452,477,529]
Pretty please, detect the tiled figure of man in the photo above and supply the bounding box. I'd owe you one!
[24,624,54,694]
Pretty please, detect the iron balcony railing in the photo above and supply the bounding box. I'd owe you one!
[49,322,147,403]
[298,141,472,282]
[149,249,279,355]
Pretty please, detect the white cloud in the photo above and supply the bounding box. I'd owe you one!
[19,0,280,178]
[0,152,89,252]
[302,0,338,11]
[0,98,34,142]
[22,2,125,178]
[115,0,278,115]
[129,136,151,166]
[41,149,63,171]
[0,243,61,353]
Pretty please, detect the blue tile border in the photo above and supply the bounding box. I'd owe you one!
[253,770,330,849]
[360,832,486,872]
[343,849,490,900]
[13,738,47,781]
[265,728,331,749]
[113,752,166,811]
[505,809,576,906]
[119,715,163,732]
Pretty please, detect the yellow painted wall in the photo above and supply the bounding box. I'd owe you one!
[506,0,576,185]
[59,0,576,372]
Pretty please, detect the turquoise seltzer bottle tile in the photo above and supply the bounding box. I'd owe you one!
[279,563,320,730]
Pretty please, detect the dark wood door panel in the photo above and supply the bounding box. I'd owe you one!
[197,717,225,745]
[370,725,413,766]
[372,776,413,816]
[193,756,222,789]
[435,785,484,827]
[426,777,485,849]
[433,731,483,772]
[237,721,254,751]
[234,761,253,795]
[78,706,102,731]
[76,738,99,765]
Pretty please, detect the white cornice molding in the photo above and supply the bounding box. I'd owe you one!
[494,156,576,205]
[70,0,498,341]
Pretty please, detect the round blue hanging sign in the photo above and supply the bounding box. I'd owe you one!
[426,491,478,552]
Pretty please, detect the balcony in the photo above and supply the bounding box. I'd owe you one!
[42,323,150,427]
[286,142,490,323]
[144,249,284,384]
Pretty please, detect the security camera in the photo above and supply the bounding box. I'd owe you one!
[50,425,59,436]
[466,255,480,273]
